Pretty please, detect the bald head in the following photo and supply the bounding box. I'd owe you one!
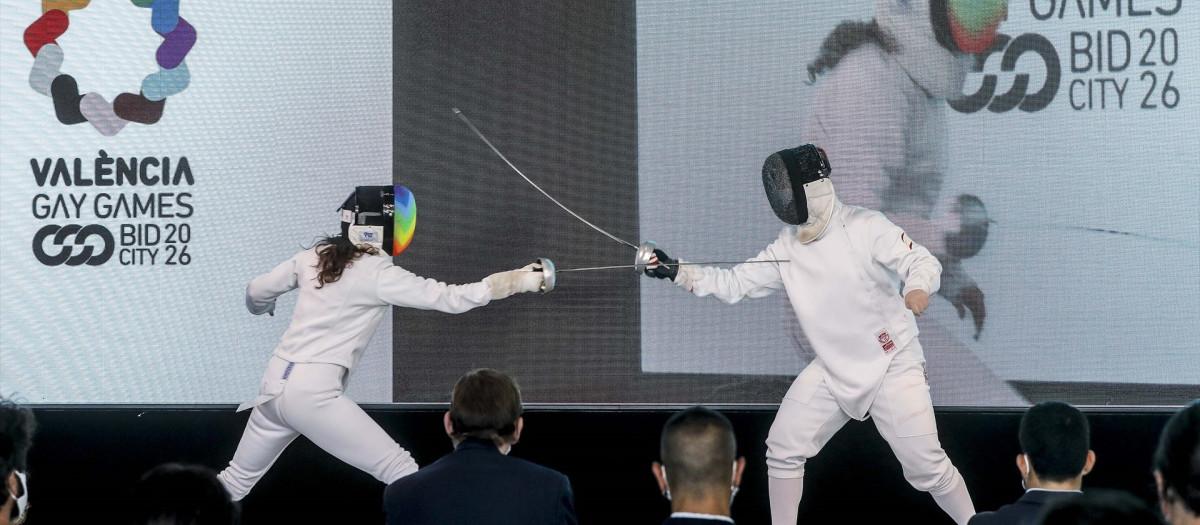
[660,407,737,498]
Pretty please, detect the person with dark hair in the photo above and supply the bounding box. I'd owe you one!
[217,187,549,501]
[1154,400,1200,525]
[970,401,1095,525]
[1037,489,1160,525]
[130,463,239,525]
[651,407,745,524]
[0,398,35,525]
[383,369,576,525]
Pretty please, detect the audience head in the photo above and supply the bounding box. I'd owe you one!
[652,406,745,515]
[1038,489,1159,525]
[128,463,239,525]
[1154,400,1200,525]
[0,397,36,525]
[445,369,524,451]
[1018,401,1094,489]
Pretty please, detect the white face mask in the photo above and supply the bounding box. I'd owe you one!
[660,462,741,505]
[8,471,29,524]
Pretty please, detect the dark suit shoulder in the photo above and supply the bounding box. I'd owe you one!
[969,498,1040,525]
[968,508,1009,525]
[662,517,734,525]
[969,491,1080,525]
[503,453,571,481]
[387,448,567,489]
[383,445,575,525]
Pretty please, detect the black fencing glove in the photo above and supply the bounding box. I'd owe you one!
[644,249,678,280]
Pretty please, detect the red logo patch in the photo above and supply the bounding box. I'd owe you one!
[875,329,895,353]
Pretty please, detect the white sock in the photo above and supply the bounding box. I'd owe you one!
[768,476,804,525]
[930,469,975,525]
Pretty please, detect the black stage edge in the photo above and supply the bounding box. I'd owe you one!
[24,407,1174,524]
[1009,381,1200,406]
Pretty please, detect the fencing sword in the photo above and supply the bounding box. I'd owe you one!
[991,221,1198,249]
[453,108,682,273]
[453,108,790,293]
[453,107,640,249]
[555,260,790,273]
[531,256,790,293]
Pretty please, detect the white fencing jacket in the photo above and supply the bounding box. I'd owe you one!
[246,248,493,374]
[688,201,941,419]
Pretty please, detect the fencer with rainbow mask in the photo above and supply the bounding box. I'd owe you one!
[645,145,976,525]
[218,186,548,501]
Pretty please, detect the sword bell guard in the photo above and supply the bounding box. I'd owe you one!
[538,257,556,293]
[634,241,658,274]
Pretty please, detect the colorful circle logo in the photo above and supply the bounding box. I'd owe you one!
[23,0,197,136]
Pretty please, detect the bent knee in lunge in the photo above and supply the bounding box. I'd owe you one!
[900,450,960,495]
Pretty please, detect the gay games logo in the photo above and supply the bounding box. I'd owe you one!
[23,0,197,136]
[950,33,1061,114]
[32,224,114,266]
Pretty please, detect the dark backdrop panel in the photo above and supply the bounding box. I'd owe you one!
[23,408,1170,524]
[392,0,643,403]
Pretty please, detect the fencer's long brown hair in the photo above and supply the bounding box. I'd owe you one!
[312,235,379,289]
[806,20,899,83]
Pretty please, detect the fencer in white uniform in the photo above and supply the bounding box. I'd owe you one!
[800,0,1009,338]
[645,146,975,524]
[217,186,547,501]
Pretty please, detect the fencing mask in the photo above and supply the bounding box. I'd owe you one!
[932,0,1008,54]
[762,144,835,243]
[339,185,416,256]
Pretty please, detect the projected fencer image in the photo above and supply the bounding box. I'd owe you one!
[217,186,550,500]
[800,0,1007,338]
[644,145,975,525]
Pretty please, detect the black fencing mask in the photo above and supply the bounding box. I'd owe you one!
[762,144,832,225]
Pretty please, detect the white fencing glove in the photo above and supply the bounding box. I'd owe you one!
[486,262,544,300]
[674,263,702,292]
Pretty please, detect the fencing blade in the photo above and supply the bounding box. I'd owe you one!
[553,260,790,273]
[1000,222,1197,249]
[452,107,639,250]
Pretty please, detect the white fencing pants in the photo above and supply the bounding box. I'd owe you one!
[218,357,418,501]
[764,341,975,525]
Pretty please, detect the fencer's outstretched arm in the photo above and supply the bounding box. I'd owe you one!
[246,257,301,316]
[647,245,785,304]
[374,265,492,313]
[375,262,541,314]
